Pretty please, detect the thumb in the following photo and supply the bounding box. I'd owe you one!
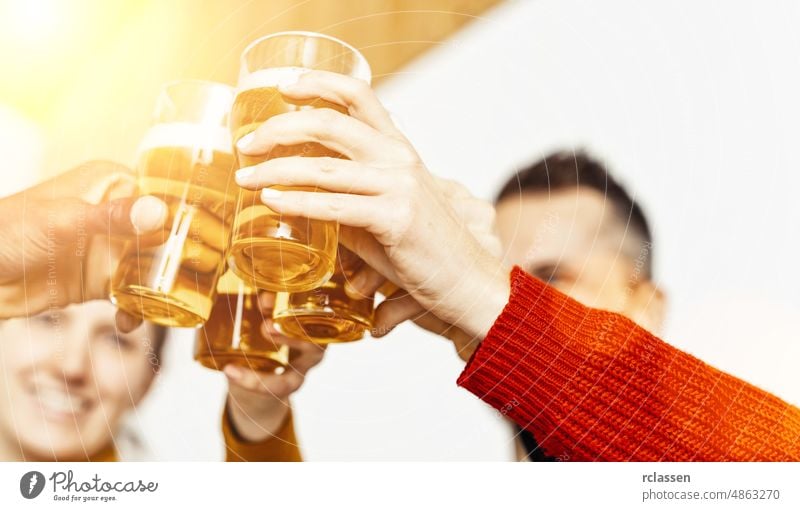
[83,195,168,238]
[371,290,425,337]
[128,196,169,234]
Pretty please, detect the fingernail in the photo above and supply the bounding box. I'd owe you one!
[224,365,242,379]
[236,132,255,153]
[260,188,282,202]
[235,166,255,185]
[130,195,168,234]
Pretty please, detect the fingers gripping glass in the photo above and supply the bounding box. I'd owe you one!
[111,81,236,327]
[228,31,371,293]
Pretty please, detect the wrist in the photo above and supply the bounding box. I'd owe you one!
[226,393,290,443]
[454,258,511,339]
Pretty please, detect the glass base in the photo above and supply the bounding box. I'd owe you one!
[273,312,370,344]
[195,348,289,373]
[111,286,206,328]
[229,238,334,292]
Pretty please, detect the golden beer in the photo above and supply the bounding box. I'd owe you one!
[229,32,371,293]
[195,270,289,372]
[273,247,374,343]
[111,82,236,327]
[229,76,343,292]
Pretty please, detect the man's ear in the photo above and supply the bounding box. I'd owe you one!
[624,280,666,335]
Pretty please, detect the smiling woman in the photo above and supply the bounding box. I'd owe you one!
[0,301,164,461]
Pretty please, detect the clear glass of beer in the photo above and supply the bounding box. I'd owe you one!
[111,81,236,327]
[195,269,289,372]
[228,31,371,292]
[272,247,375,343]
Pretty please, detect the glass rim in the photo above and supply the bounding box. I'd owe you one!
[240,31,372,82]
[151,79,235,131]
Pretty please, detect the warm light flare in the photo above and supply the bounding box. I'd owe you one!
[1,0,68,47]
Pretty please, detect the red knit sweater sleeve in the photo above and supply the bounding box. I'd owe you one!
[457,267,800,461]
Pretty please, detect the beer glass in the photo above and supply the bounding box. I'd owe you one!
[195,270,289,372]
[228,31,371,292]
[272,247,374,343]
[111,81,236,327]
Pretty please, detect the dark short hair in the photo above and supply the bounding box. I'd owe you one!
[495,150,653,277]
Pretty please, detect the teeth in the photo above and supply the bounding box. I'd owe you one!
[36,388,87,417]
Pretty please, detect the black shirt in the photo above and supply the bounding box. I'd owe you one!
[517,427,557,461]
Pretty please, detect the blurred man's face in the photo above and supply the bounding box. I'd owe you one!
[495,188,664,333]
[0,301,158,460]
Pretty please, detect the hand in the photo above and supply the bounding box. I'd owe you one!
[0,161,167,323]
[223,293,326,443]
[234,70,510,344]
[344,177,502,361]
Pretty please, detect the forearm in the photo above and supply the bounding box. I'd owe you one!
[227,396,290,443]
[458,267,800,461]
[222,403,302,462]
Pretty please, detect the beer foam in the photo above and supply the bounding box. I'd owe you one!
[138,122,232,155]
[236,66,311,94]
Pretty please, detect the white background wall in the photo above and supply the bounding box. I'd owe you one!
[6,0,800,460]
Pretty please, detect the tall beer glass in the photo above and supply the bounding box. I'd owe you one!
[111,81,236,327]
[272,247,374,343]
[229,31,371,292]
[195,269,289,372]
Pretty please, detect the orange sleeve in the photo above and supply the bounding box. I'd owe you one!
[458,267,800,461]
[88,445,118,462]
[222,408,302,462]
